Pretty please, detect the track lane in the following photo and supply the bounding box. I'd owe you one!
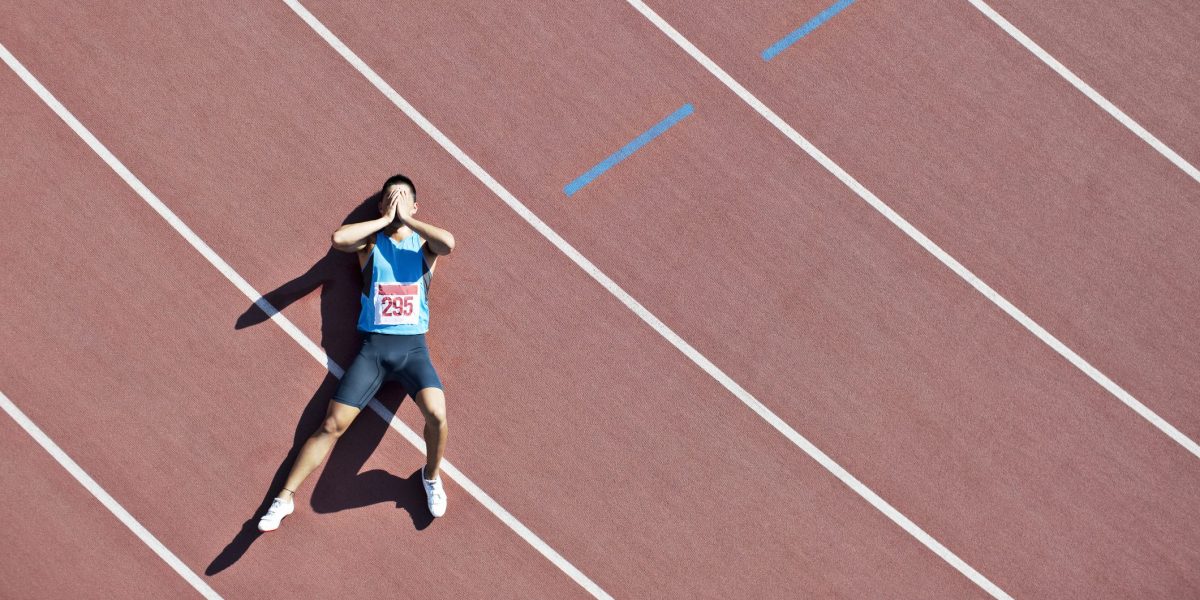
[0,59,590,599]
[647,0,1200,445]
[0,2,987,597]
[981,0,1200,167]
[289,1,1200,597]
[0,404,200,599]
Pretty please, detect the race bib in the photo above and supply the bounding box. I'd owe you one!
[374,283,419,326]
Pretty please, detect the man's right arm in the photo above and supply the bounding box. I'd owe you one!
[330,216,392,253]
[332,192,397,253]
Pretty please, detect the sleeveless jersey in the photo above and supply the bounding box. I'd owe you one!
[357,231,432,334]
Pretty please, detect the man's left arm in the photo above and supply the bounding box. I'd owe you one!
[404,217,455,256]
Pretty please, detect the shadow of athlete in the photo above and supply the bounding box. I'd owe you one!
[205,175,454,575]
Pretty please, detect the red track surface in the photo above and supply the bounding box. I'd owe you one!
[985,0,1200,163]
[2,1,1197,598]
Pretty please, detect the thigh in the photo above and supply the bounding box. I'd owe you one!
[332,341,386,410]
[395,345,443,401]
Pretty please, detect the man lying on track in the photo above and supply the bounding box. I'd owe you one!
[259,173,456,531]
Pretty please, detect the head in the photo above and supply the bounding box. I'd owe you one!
[379,173,417,225]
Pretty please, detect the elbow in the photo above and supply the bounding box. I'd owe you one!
[330,232,353,253]
[439,234,456,255]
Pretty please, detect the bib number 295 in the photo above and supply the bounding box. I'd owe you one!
[374,283,419,326]
[381,296,413,316]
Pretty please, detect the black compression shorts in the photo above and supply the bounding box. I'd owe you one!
[332,333,443,409]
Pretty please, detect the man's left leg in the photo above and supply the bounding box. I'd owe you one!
[414,387,448,516]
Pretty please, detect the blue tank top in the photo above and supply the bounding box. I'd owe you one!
[357,231,432,334]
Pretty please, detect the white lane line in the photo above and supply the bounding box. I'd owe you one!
[0,391,223,600]
[624,2,1200,461]
[967,0,1200,185]
[0,40,612,600]
[280,1,1012,598]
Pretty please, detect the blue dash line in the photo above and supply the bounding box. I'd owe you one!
[762,0,857,61]
[564,103,694,197]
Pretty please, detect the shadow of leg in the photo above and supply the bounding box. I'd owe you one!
[396,468,436,531]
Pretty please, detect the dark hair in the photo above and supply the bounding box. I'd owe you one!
[381,173,416,197]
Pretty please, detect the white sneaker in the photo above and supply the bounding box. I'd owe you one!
[257,497,294,532]
[422,467,447,518]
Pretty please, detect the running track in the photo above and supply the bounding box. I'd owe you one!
[2,1,1198,598]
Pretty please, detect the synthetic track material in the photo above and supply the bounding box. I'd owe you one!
[2,3,986,597]
[0,38,610,599]
[2,1,1198,598]
[294,1,1200,596]
[967,0,1199,183]
[0,33,589,598]
[0,395,203,599]
[983,0,1200,167]
[288,0,1009,596]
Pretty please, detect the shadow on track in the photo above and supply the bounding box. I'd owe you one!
[206,193,432,576]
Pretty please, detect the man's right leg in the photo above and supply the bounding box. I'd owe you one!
[260,337,382,531]
[258,400,361,532]
[278,336,382,503]
[279,400,362,501]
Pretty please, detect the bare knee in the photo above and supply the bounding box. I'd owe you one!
[418,389,448,429]
[424,404,447,429]
[316,416,348,439]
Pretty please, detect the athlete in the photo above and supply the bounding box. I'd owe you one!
[258,174,455,531]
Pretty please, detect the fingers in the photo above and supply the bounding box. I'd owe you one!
[385,188,407,209]
[381,193,398,218]
[383,186,413,220]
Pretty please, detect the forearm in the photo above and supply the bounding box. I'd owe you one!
[331,216,391,251]
[403,217,456,255]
